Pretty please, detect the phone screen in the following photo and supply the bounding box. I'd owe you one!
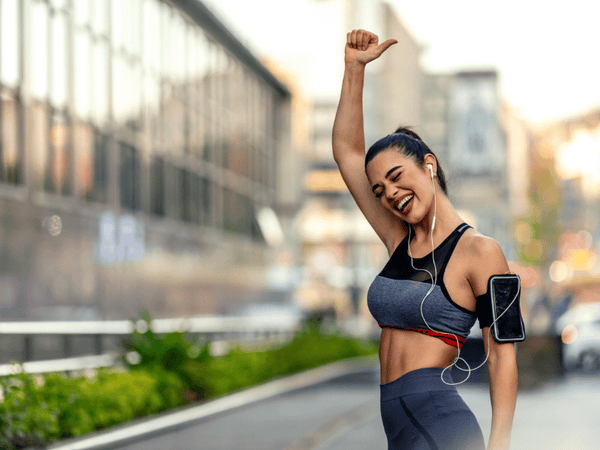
[490,275,525,342]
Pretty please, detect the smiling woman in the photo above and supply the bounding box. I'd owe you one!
[332,29,519,450]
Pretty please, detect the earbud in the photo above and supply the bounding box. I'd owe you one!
[426,164,435,179]
[427,164,436,231]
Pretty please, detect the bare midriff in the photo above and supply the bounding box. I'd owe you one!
[379,326,459,384]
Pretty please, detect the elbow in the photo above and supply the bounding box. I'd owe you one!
[332,149,343,166]
[331,142,348,166]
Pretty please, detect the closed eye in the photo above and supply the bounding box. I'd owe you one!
[373,167,402,198]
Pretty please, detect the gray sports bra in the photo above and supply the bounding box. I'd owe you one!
[367,223,476,348]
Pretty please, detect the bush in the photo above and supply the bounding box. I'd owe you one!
[0,365,185,450]
[0,317,377,449]
[178,322,377,399]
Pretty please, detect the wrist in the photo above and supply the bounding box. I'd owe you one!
[488,432,511,450]
[344,60,366,73]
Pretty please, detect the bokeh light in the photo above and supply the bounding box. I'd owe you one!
[515,221,533,244]
[549,260,569,283]
[522,239,544,261]
[557,130,600,194]
[561,324,578,345]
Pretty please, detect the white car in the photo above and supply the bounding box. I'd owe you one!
[555,302,600,372]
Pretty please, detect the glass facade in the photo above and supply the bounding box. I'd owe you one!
[0,0,288,240]
[0,0,290,324]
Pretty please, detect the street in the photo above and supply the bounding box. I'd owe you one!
[108,366,600,450]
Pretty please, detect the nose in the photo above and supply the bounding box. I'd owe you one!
[385,185,398,200]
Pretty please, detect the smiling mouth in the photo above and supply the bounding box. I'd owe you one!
[394,194,414,213]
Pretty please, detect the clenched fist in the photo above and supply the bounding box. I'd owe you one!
[344,29,397,66]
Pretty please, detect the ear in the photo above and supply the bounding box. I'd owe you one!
[423,154,437,176]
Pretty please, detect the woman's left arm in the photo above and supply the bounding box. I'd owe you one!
[483,332,518,450]
[469,235,518,450]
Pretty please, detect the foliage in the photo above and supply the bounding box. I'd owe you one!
[0,365,184,450]
[0,315,377,449]
[122,311,212,371]
[179,321,377,399]
[517,139,562,268]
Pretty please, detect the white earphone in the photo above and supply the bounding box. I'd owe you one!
[426,164,436,231]
[409,163,519,385]
[409,164,466,384]
[426,163,435,179]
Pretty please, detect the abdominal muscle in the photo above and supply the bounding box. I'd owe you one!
[379,326,458,384]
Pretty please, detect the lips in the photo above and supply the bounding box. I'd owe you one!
[394,194,414,213]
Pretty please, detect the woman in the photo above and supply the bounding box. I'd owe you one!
[332,30,518,450]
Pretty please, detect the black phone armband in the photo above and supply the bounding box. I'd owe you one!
[475,274,526,343]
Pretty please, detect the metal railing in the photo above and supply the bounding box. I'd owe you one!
[0,315,302,375]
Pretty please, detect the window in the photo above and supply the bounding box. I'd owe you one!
[30,102,49,191]
[120,142,140,210]
[223,188,251,235]
[50,10,68,108]
[30,1,49,100]
[74,28,92,119]
[201,177,212,226]
[92,40,110,126]
[73,121,94,196]
[0,0,21,87]
[91,0,108,36]
[86,130,109,203]
[250,201,262,242]
[191,174,201,225]
[150,157,165,217]
[179,168,191,223]
[0,89,22,184]
[143,0,160,72]
[46,110,71,194]
[112,56,133,127]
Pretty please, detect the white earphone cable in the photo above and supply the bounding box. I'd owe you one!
[408,166,520,385]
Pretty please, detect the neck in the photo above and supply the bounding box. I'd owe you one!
[409,192,463,244]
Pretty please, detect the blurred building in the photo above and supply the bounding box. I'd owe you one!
[294,1,424,319]
[0,0,292,320]
[536,110,600,286]
[421,71,524,259]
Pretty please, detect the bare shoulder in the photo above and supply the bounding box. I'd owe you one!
[461,229,506,261]
[460,229,510,295]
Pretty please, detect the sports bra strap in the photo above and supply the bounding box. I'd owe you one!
[436,223,472,281]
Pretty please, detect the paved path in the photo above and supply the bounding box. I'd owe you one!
[112,368,386,450]
[53,361,600,450]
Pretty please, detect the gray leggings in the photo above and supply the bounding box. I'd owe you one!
[380,368,485,450]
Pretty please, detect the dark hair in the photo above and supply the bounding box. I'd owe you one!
[365,126,448,194]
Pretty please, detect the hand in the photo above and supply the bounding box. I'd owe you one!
[344,29,397,66]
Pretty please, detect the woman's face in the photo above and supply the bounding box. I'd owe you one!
[366,149,436,224]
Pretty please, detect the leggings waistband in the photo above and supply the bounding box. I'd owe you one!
[380,368,456,401]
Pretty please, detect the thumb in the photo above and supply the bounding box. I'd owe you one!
[375,39,398,56]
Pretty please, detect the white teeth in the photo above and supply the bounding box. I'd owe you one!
[397,194,413,211]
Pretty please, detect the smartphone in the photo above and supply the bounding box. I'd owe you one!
[489,274,526,343]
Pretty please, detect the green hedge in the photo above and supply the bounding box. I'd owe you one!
[178,324,378,399]
[0,321,377,449]
[0,366,184,449]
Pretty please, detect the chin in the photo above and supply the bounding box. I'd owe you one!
[401,209,426,226]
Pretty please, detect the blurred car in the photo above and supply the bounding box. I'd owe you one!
[555,302,600,372]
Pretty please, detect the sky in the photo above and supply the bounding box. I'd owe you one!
[203,0,600,124]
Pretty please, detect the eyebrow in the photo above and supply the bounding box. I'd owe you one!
[371,165,403,192]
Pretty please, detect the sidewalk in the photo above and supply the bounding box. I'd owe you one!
[474,374,600,450]
[43,359,600,450]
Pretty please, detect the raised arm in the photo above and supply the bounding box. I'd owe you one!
[332,30,404,253]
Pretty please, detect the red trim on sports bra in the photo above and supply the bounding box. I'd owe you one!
[378,324,466,349]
